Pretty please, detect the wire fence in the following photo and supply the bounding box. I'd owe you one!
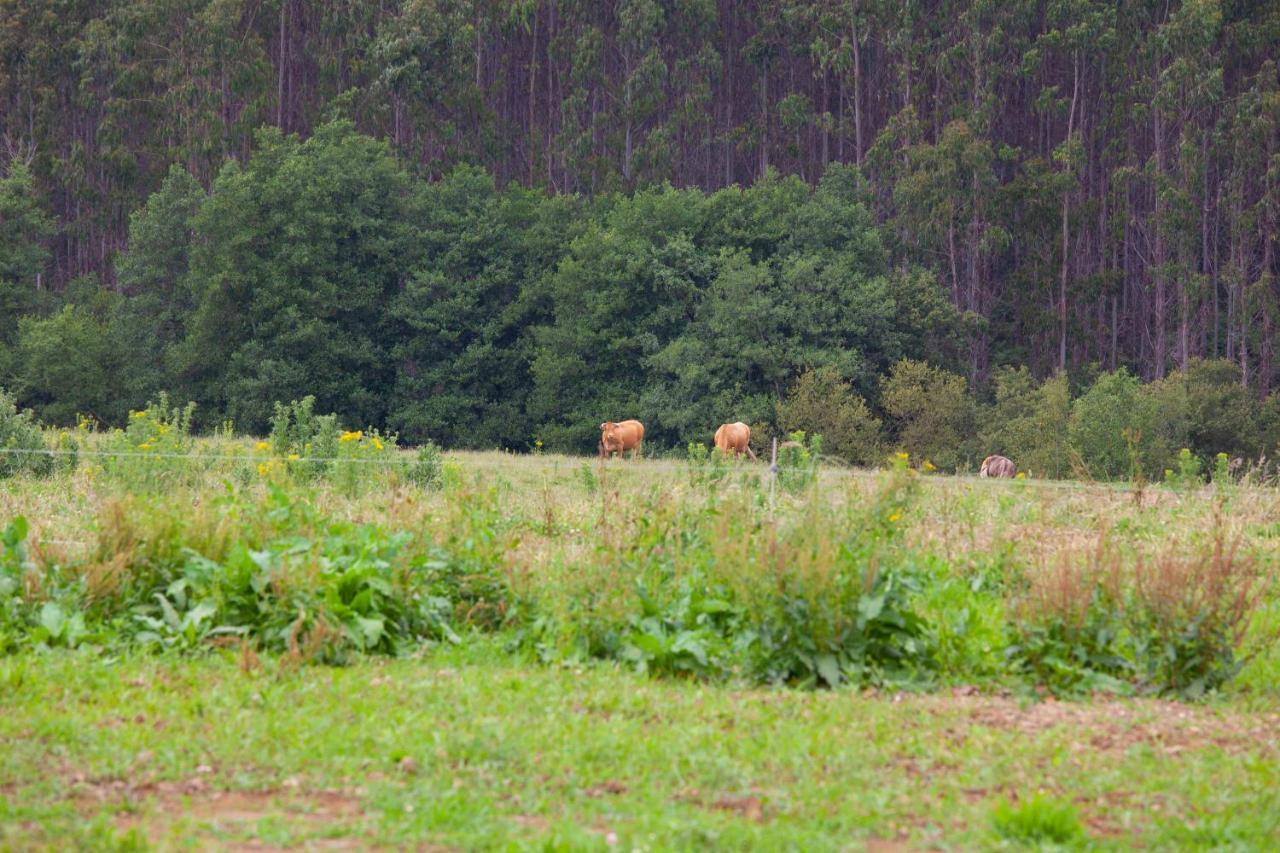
[3,440,1248,557]
[0,446,406,465]
[0,442,1183,496]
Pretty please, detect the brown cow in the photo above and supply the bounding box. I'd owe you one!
[599,420,645,459]
[979,454,1016,478]
[714,422,757,460]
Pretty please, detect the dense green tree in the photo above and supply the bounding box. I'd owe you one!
[1067,369,1165,480]
[981,367,1072,479]
[881,359,978,471]
[775,366,883,465]
[1146,359,1260,464]
[528,184,713,449]
[178,121,421,431]
[15,292,126,426]
[112,165,207,410]
[0,162,53,380]
[387,167,580,447]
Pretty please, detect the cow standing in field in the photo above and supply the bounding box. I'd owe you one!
[714,422,758,460]
[979,455,1016,478]
[599,420,645,459]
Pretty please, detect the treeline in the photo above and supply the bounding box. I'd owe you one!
[2,120,1278,477]
[0,0,1277,387]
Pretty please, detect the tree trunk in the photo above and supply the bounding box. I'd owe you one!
[852,16,863,167]
[1059,51,1079,373]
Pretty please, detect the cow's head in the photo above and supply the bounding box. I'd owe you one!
[599,422,622,455]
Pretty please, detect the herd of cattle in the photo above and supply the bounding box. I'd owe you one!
[598,419,1017,478]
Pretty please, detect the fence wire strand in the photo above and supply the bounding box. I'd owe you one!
[0,443,1161,493]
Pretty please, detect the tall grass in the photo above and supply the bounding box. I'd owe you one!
[1,441,1277,698]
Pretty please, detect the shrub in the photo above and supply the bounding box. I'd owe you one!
[776,430,821,493]
[1164,448,1204,490]
[685,441,729,489]
[1006,545,1132,696]
[1129,533,1265,697]
[776,367,883,465]
[745,463,933,687]
[1067,368,1164,480]
[407,441,444,490]
[269,396,338,479]
[122,392,196,453]
[1148,359,1261,465]
[333,427,400,493]
[621,576,743,679]
[1008,530,1269,698]
[0,388,53,478]
[881,359,977,471]
[980,368,1072,479]
[267,396,400,488]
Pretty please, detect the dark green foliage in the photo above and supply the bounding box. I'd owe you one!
[179,121,421,432]
[2,0,1279,421]
[881,360,977,471]
[1147,359,1262,466]
[387,168,579,448]
[981,368,1072,480]
[776,367,882,465]
[621,577,743,679]
[112,165,207,411]
[13,293,127,426]
[752,564,932,689]
[0,163,54,364]
[1067,369,1165,480]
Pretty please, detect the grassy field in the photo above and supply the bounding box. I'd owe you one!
[2,435,1280,849]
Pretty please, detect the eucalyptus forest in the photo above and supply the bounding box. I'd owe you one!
[1,0,1279,467]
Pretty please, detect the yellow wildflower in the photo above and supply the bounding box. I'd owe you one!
[255,441,270,451]
[287,453,300,461]
[888,512,901,523]
[138,443,153,451]
[372,438,384,450]
[896,451,909,461]
[923,460,936,472]
[340,430,362,443]
[1015,471,1026,480]
[257,462,271,477]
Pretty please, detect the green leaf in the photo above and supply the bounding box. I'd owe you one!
[356,616,385,648]
[3,516,28,547]
[857,594,885,623]
[815,653,841,688]
[39,602,65,639]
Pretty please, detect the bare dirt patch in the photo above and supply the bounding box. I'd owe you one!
[70,773,366,848]
[945,694,1279,756]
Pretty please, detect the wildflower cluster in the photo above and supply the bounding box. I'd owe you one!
[122,393,196,455]
[263,396,400,489]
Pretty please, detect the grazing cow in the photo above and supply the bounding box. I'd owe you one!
[714,422,758,460]
[979,454,1016,478]
[599,420,645,459]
